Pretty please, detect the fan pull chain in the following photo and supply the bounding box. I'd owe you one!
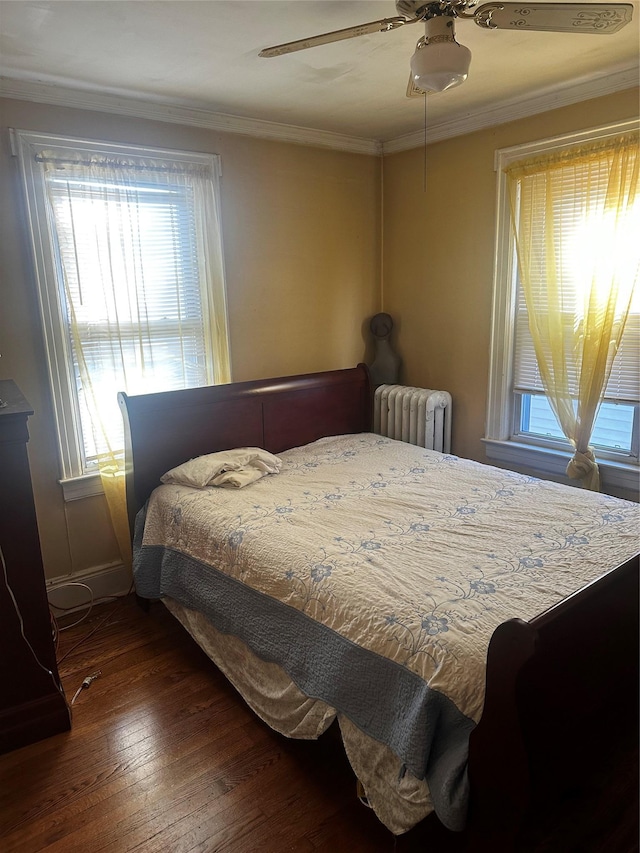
[423,92,428,194]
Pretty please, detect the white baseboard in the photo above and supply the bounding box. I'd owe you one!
[46,561,132,613]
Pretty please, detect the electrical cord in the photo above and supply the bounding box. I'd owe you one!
[2,540,135,725]
[54,579,134,712]
[48,581,94,631]
[49,581,94,611]
[50,606,60,652]
[0,543,71,720]
[56,578,135,666]
[48,581,120,633]
[70,670,102,705]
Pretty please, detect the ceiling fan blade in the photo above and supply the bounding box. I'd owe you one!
[473,3,633,34]
[259,16,419,57]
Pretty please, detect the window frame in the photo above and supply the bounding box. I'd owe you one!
[15,130,228,500]
[484,118,640,494]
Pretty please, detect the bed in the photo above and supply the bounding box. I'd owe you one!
[119,364,639,847]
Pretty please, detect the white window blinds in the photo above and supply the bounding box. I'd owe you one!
[512,141,640,405]
[514,300,640,404]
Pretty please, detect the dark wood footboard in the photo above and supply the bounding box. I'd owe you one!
[467,553,639,849]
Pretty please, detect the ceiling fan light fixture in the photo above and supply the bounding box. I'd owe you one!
[410,40,471,92]
[410,14,471,93]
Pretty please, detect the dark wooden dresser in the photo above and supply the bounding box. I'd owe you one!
[0,380,71,752]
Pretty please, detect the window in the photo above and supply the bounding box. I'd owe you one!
[518,395,635,454]
[485,120,639,492]
[16,132,231,498]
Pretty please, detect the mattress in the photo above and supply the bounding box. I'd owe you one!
[134,433,640,832]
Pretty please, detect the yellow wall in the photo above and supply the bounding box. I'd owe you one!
[0,98,381,579]
[2,88,638,581]
[382,88,639,466]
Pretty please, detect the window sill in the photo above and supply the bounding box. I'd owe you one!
[60,472,104,501]
[482,438,639,496]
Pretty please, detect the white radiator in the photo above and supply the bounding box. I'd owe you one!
[373,385,452,453]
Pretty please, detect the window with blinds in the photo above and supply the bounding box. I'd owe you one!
[16,132,231,487]
[48,175,211,465]
[485,119,639,489]
[510,139,639,457]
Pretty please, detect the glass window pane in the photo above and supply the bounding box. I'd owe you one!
[591,402,635,451]
[519,394,635,453]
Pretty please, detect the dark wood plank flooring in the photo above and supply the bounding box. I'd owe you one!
[1,596,637,852]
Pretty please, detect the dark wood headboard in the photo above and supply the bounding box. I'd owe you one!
[118,364,371,535]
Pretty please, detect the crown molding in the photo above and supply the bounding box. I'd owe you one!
[382,65,639,154]
[1,66,637,158]
[0,77,383,156]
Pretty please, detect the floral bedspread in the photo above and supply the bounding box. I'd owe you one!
[134,433,639,830]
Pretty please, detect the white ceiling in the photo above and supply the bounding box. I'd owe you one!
[0,0,638,148]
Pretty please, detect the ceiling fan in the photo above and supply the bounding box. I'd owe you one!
[259,2,634,97]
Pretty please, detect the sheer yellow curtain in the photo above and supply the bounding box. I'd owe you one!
[506,132,639,490]
[40,151,231,567]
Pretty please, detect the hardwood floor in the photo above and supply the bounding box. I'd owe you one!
[1,596,637,853]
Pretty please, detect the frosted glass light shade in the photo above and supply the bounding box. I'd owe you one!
[410,40,472,93]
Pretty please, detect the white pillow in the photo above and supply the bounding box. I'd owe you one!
[160,447,282,489]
